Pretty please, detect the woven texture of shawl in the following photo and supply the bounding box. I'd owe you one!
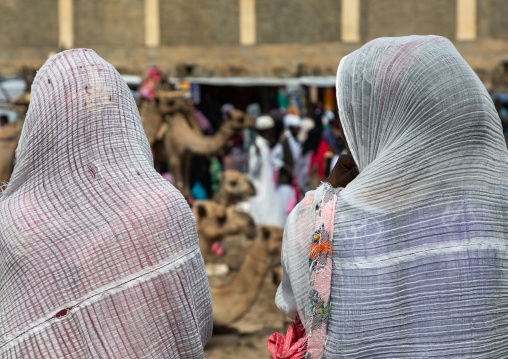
[0,49,212,358]
[275,183,341,358]
[324,36,508,357]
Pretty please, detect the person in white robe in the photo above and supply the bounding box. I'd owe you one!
[275,114,302,227]
[246,115,281,226]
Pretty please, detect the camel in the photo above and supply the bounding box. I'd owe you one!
[0,123,20,188]
[192,200,256,256]
[139,91,254,198]
[138,90,191,146]
[213,170,256,206]
[210,224,283,326]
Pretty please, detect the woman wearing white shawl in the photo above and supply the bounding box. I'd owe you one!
[0,49,212,358]
[273,36,508,358]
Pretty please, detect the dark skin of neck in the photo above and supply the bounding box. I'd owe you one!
[325,118,359,188]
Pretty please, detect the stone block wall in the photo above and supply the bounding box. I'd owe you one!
[160,0,239,45]
[0,0,58,48]
[256,0,341,44]
[1,1,508,78]
[361,0,456,42]
[74,0,145,48]
[477,0,508,41]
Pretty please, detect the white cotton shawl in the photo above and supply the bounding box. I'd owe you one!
[0,49,212,358]
[277,35,508,358]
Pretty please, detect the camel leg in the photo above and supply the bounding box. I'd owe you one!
[169,151,184,194]
[181,152,192,199]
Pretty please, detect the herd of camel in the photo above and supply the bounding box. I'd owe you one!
[0,81,284,328]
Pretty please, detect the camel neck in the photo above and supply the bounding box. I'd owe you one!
[217,239,270,297]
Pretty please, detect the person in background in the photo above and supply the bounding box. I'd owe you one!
[138,66,161,101]
[246,115,280,226]
[222,104,250,173]
[293,118,315,194]
[284,114,302,164]
[0,115,8,127]
[275,114,301,227]
[302,103,330,190]
[495,100,508,144]
[322,116,349,176]
[322,116,346,156]
[0,114,19,187]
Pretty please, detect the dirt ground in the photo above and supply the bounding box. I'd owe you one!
[205,275,287,359]
[204,235,289,359]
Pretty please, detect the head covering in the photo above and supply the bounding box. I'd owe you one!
[276,36,508,358]
[255,115,275,130]
[0,49,212,357]
[297,117,315,143]
[283,114,301,128]
[220,102,235,115]
[138,66,161,101]
[320,110,335,126]
[246,102,262,120]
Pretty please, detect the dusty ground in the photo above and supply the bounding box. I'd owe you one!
[205,275,287,359]
[204,235,289,359]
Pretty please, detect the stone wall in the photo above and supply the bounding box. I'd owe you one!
[361,0,456,42]
[160,0,239,45]
[0,0,58,48]
[477,0,508,41]
[256,0,341,44]
[74,0,145,48]
[1,1,508,79]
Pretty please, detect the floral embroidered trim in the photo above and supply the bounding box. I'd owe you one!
[305,183,341,359]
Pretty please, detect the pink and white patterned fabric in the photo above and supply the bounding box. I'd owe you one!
[275,183,341,359]
[267,314,307,359]
[0,49,212,358]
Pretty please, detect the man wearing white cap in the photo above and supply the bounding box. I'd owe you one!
[283,114,302,163]
[274,114,302,226]
[245,115,281,226]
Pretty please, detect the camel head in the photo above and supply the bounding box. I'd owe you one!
[154,90,193,116]
[225,206,256,239]
[216,170,256,205]
[250,225,284,266]
[193,200,256,250]
[193,201,227,247]
[224,109,255,131]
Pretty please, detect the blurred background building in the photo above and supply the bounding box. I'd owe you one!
[0,0,507,86]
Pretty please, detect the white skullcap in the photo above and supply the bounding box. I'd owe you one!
[283,114,301,128]
[255,115,275,130]
[297,117,315,143]
[220,103,235,115]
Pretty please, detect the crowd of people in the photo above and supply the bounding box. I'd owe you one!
[183,100,348,229]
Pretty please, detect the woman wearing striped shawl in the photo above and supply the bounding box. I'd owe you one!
[273,35,508,358]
